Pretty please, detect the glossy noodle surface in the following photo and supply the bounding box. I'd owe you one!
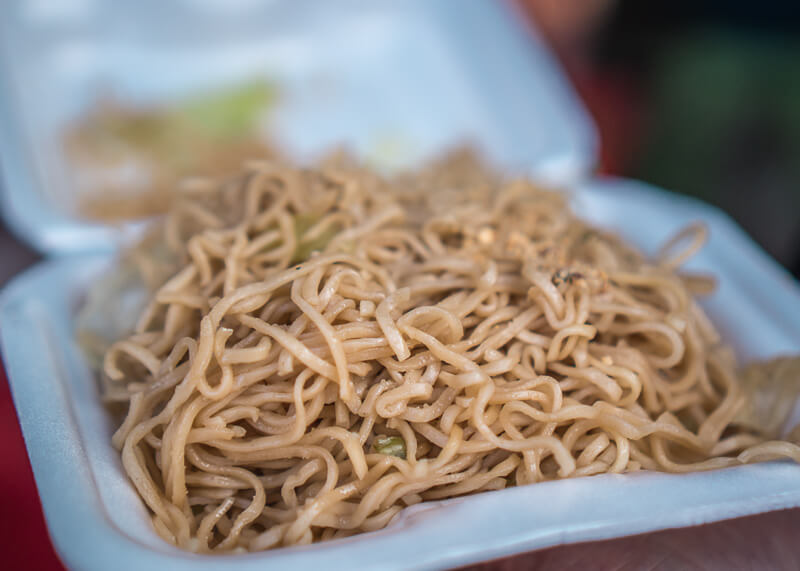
[100,153,800,552]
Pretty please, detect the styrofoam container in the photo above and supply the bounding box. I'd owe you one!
[3,178,800,571]
[0,0,596,254]
[4,0,800,569]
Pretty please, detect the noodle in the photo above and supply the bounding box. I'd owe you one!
[98,151,800,553]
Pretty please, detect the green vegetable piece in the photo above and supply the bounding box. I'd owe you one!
[176,80,278,140]
[293,213,319,238]
[291,213,340,264]
[373,435,406,459]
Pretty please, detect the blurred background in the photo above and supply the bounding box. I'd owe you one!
[1,1,799,570]
[521,0,800,277]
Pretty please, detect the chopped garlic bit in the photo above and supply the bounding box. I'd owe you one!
[360,299,376,317]
[666,315,687,333]
[478,227,495,244]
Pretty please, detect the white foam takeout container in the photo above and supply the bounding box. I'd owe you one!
[2,178,800,571]
[0,0,595,254]
[2,0,800,570]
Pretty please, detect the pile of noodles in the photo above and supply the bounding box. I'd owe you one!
[99,152,800,553]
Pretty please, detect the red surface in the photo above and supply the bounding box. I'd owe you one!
[568,67,643,176]
[0,359,66,571]
[515,0,644,177]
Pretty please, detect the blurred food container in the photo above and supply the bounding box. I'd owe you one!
[0,0,596,253]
